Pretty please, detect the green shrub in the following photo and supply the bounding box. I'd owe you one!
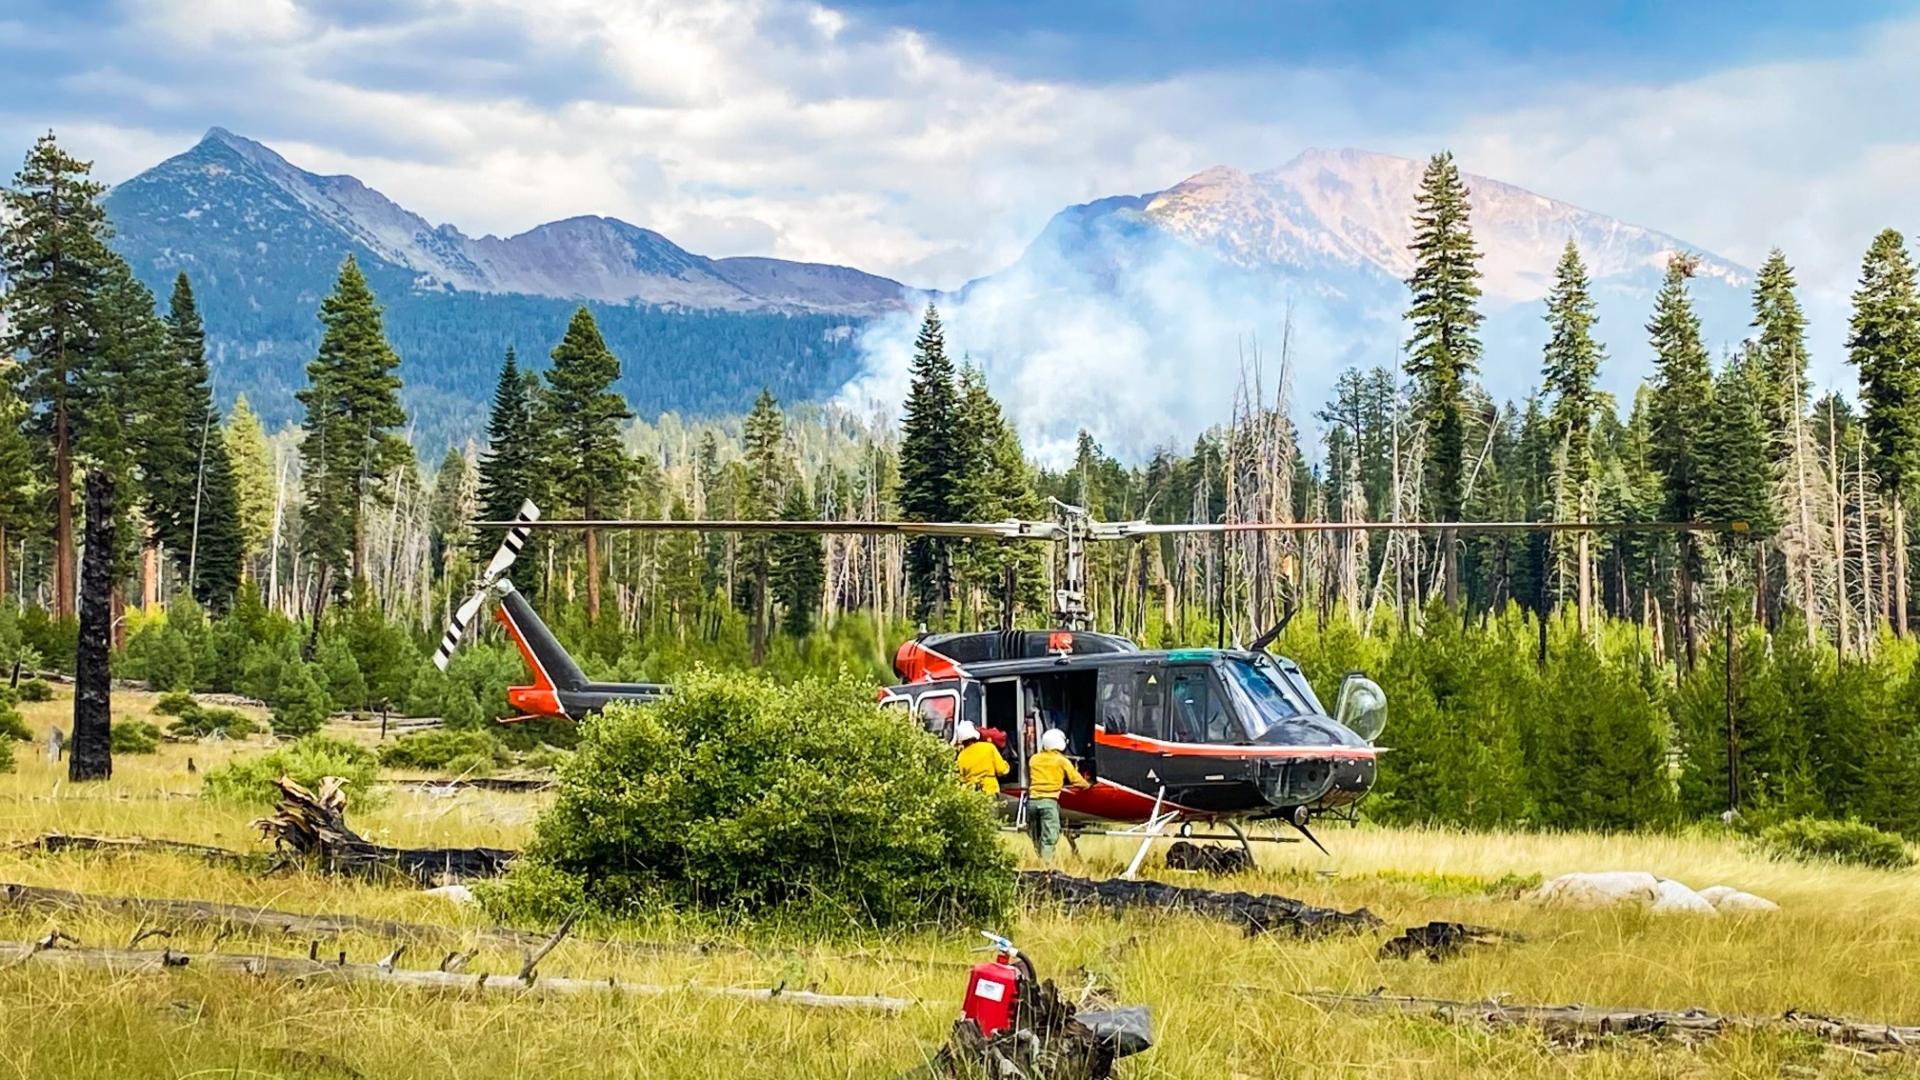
[378,728,509,774]
[123,621,194,691]
[17,679,52,703]
[485,668,1014,932]
[0,702,29,743]
[1759,818,1914,870]
[109,720,162,754]
[201,734,381,808]
[0,734,11,773]
[520,746,571,772]
[153,691,199,717]
[165,701,259,740]
[268,663,330,738]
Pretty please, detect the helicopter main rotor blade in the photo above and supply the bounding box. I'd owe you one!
[471,518,1065,540]
[1092,519,1750,539]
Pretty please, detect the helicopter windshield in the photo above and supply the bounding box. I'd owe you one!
[1219,658,1351,746]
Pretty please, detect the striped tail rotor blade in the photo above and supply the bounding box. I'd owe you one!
[481,499,540,583]
[434,589,487,671]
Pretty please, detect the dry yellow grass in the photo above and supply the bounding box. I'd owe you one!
[2,685,1918,1078]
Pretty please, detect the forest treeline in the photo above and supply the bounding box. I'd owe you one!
[6,134,1920,837]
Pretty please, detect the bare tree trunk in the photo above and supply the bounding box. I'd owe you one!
[142,543,159,612]
[585,527,602,623]
[0,524,10,602]
[1897,492,1910,638]
[53,402,74,619]
[1832,412,1851,656]
[1576,529,1591,634]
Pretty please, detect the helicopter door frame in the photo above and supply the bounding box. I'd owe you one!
[981,676,1026,786]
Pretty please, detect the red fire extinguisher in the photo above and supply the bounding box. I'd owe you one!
[962,931,1024,1037]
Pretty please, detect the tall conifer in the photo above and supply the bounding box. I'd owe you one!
[898,304,959,620]
[1751,249,1810,437]
[541,306,631,622]
[296,255,407,611]
[475,347,536,561]
[1847,229,1920,635]
[1403,151,1483,523]
[1647,253,1713,663]
[2,133,113,618]
[1541,240,1603,621]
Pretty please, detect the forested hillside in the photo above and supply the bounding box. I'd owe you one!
[9,133,1920,844]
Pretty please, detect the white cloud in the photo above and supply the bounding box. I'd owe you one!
[6,0,1917,449]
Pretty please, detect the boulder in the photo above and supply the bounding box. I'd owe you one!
[1533,872,1722,915]
[1697,885,1779,912]
[425,884,476,905]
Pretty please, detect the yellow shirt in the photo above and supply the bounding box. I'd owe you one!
[957,740,1010,795]
[1026,749,1089,801]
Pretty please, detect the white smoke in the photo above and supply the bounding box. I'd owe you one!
[839,211,1393,467]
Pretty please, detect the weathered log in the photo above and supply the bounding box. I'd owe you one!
[0,881,549,950]
[1019,870,1381,937]
[1297,990,1920,1051]
[5,833,272,869]
[1377,921,1526,962]
[383,777,554,793]
[251,776,515,884]
[0,938,910,1012]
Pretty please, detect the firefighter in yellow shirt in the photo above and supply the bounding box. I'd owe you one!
[1026,729,1089,861]
[953,722,1009,796]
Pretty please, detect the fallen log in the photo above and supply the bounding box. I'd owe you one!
[5,833,271,870]
[1018,870,1381,937]
[0,881,549,950]
[252,776,515,884]
[0,938,910,1012]
[1377,922,1526,962]
[1297,990,1920,1051]
[383,777,555,794]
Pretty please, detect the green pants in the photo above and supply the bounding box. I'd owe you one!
[1027,798,1063,861]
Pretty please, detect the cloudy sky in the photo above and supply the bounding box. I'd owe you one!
[4,0,1915,300]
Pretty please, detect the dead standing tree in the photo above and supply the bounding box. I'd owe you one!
[70,470,114,781]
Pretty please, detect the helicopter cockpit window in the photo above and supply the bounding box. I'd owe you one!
[916,691,958,741]
[1169,667,1244,744]
[1221,658,1347,746]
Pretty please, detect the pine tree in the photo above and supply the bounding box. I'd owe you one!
[1647,253,1713,663]
[85,256,165,585]
[772,479,825,637]
[474,347,538,561]
[429,446,476,581]
[158,274,243,610]
[898,304,959,620]
[223,394,275,570]
[190,424,245,611]
[1698,351,1777,538]
[2,133,114,618]
[1403,151,1484,524]
[1751,249,1810,438]
[541,306,631,622]
[296,256,407,611]
[0,373,33,602]
[1541,240,1604,623]
[951,364,1045,623]
[1847,229,1920,636]
[739,388,787,654]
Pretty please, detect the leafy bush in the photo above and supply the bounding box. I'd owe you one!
[486,668,1014,931]
[1,702,29,743]
[17,678,53,703]
[170,706,259,740]
[154,690,199,717]
[0,733,11,773]
[109,720,162,754]
[201,734,381,808]
[520,746,571,772]
[1759,818,1914,870]
[123,621,194,691]
[378,728,509,774]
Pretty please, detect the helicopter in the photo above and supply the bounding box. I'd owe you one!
[448,499,1744,869]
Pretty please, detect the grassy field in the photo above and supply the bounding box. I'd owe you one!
[3,686,1919,1078]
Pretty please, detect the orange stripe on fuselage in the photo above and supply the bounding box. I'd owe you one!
[1094,729,1378,760]
[494,604,565,719]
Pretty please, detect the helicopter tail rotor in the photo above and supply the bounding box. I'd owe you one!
[435,499,539,671]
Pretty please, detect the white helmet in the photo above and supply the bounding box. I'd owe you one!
[953,721,980,744]
[1040,728,1068,752]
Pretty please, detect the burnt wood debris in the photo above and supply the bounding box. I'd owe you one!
[69,471,115,781]
[1018,870,1382,936]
